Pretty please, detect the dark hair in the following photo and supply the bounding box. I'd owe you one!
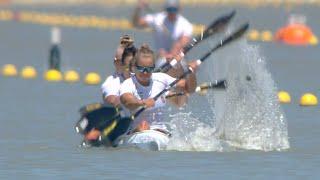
[119,35,134,48]
[121,45,137,65]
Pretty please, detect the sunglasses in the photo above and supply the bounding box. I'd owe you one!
[135,65,155,73]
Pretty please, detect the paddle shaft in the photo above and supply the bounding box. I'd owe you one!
[167,79,227,98]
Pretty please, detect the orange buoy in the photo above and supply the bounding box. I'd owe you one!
[275,15,315,45]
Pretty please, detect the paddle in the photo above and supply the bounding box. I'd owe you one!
[196,79,227,92]
[166,79,227,98]
[95,23,249,144]
[75,104,120,135]
[79,79,225,113]
[75,10,235,136]
[155,10,236,73]
[79,79,227,147]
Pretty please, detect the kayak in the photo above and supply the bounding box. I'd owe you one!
[115,130,170,151]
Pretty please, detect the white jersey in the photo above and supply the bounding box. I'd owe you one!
[119,73,176,130]
[144,12,193,52]
[101,72,125,98]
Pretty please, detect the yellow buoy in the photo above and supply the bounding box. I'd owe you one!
[309,35,318,45]
[1,64,18,77]
[84,72,101,85]
[300,93,318,106]
[64,70,80,83]
[44,69,62,82]
[278,91,291,104]
[261,30,273,42]
[21,66,37,79]
[247,29,260,41]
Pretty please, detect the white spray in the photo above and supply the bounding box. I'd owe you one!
[213,41,290,151]
[166,39,290,151]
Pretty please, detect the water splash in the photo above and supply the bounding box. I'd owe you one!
[166,112,223,152]
[166,40,289,152]
[212,41,290,151]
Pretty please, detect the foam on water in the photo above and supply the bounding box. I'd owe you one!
[166,40,290,152]
[166,112,223,152]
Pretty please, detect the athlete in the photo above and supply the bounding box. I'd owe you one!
[101,35,136,107]
[132,0,193,67]
[84,35,136,142]
[119,44,198,134]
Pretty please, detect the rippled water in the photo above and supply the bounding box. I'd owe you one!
[1,4,320,179]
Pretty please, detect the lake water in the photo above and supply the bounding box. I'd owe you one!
[0,4,319,179]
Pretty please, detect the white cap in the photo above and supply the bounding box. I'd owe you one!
[165,0,180,8]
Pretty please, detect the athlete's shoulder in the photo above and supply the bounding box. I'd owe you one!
[154,12,167,18]
[121,76,135,86]
[107,74,118,81]
[120,77,136,95]
[102,74,119,84]
[152,72,175,81]
[101,74,122,95]
[145,12,165,20]
[178,14,191,22]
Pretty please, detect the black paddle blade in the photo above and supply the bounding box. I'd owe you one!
[220,23,249,47]
[75,105,119,134]
[198,10,236,41]
[200,22,249,62]
[211,79,227,89]
[183,10,236,53]
[196,80,227,93]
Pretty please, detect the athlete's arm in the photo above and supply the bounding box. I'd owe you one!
[120,79,147,110]
[132,0,149,28]
[120,93,143,110]
[170,35,191,57]
[120,93,155,111]
[101,76,121,107]
[159,73,188,107]
[167,74,196,107]
[167,90,188,107]
[104,95,120,107]
[162,60,198,107]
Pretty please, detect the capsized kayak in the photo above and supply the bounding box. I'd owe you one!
[115,130,170,151]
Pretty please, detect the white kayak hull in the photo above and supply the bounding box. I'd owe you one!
[116,130,170,151]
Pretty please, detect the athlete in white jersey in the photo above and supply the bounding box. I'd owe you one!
[133,0,193,61]
[85,35,136,141]
[120,44,198,134]
[120,72,175,131]
[101,36,136,107]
